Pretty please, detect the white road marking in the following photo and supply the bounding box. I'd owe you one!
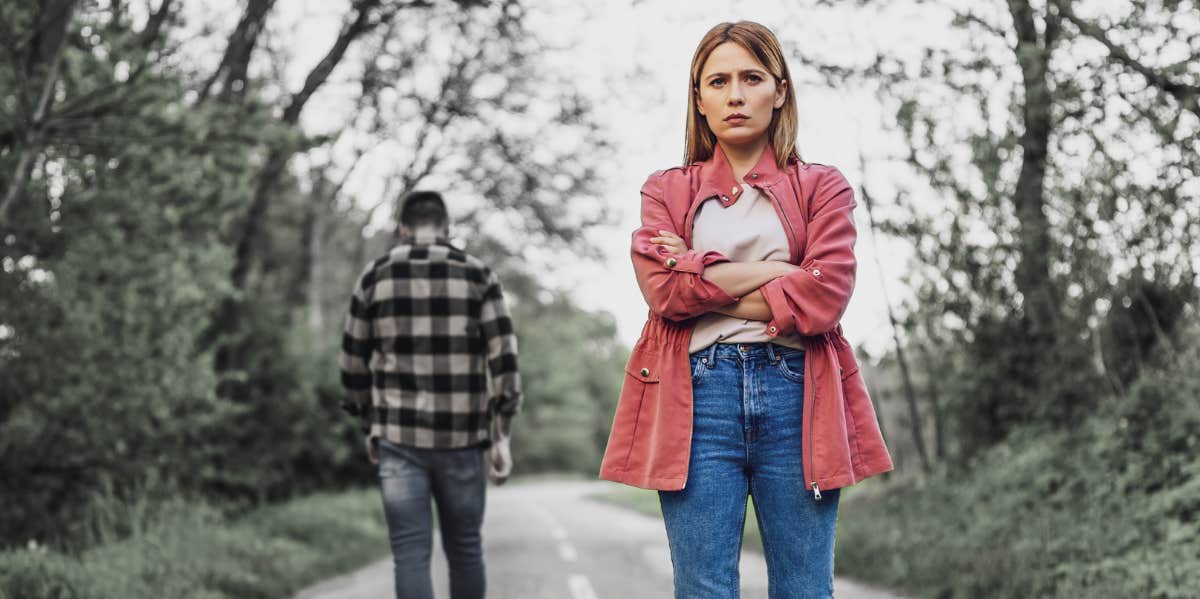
[567,574,599,599]
[559,541,578,562]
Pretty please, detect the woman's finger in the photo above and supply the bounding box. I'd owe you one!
[652,234,691,243]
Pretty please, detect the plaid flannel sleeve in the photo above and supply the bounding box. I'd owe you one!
[479,267,522,442]
[339,269,374,433]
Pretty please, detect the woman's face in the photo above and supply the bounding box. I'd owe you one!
[695,42,787,149]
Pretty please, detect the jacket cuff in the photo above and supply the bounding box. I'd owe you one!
[658,248,730,274]
[491,411,514,444]
[760,276,797,338]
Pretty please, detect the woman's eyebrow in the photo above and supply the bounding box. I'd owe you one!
[704,68,768,80]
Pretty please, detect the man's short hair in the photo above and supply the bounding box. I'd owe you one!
[399,191,449,229]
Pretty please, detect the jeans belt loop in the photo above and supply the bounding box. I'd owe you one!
[766,342,779,364]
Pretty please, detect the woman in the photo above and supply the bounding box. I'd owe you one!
[599,21,894,599]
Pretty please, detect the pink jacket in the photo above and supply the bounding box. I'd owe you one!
[599,145,894,495]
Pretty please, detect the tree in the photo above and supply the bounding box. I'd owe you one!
[785,0,1199,460]
[0,0,264,544]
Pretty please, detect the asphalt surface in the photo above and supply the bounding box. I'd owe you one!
[292,479,911,599]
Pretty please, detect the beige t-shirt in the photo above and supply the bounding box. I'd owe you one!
[688,183,806,354]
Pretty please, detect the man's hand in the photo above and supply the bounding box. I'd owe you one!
[488,437,512,485]
[650,230,688,255]
[365,436,379,465]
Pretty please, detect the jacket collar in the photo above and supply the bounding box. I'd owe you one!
[695,142,787,207]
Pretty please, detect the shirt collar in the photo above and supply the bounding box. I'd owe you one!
[403,229,452,246]
[695,143,787,207]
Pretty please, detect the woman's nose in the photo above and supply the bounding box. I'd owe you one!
[724,85,744,105]
[728,81,745,105]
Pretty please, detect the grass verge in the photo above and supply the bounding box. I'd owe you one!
[0,488,388,599]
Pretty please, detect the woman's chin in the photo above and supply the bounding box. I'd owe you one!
[714,128,768,148]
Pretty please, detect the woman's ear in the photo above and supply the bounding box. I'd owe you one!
[774,79,788,109]
[694,87,706,116]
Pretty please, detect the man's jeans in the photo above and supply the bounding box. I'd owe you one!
[377,439,487,599]
[658,342,841,599]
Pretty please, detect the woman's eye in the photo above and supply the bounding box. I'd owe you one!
[745,74,763,83]
[709,77,725,87]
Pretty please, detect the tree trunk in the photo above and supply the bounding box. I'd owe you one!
[25,0,76,80]
[0,0,77,225]
[1008,0,1060,341]
[138,0,176,50]
[306,205,324,332]
[212,0,393,400]
[860,182,930,471]
[197,0,276,104]
[915,337,946,460]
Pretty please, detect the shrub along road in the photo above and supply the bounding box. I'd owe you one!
[292,479,908,599]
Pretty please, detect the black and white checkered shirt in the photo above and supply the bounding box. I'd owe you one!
[339,232,522,449]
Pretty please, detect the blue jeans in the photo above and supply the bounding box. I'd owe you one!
[377,438,487,599]
[658,342,841,599]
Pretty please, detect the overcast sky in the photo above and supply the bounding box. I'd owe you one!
[184,0,965,358]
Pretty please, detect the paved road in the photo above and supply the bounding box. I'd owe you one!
[292,479,909,599]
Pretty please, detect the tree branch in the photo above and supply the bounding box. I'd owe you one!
[197,0,276,104]
[1055,0,1200,119]
[138,0,175,50]
[0,0,78,225]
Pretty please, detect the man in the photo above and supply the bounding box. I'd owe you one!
[339,190,523,599]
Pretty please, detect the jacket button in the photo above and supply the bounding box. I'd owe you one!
[769,326,778,334]
[751,173,759,179]
[731,185,738,195]
[640,367,650,377]
[812,268,822,277]
[666,258,677,268]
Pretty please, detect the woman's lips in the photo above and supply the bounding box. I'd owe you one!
[724,114,750,124]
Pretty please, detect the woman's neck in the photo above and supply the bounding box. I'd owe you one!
[717,136,768,181]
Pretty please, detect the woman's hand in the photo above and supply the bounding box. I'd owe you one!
[650,230,688,255]
[713,289,774,321]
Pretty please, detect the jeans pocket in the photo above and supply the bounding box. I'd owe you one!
[377,440,422,478]
[444,447,484,482]
[775,350,805,383]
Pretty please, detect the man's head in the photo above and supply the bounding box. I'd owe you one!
[398,190,449,241]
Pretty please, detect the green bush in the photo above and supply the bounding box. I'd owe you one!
[836,335,1200,599]
[0,488,387,599]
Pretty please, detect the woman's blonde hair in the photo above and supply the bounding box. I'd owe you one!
[684,21,800,167]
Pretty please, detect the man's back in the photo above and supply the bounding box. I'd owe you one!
[339,232,522,450]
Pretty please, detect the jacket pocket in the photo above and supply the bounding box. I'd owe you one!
[626,344,662,384]
[612,344,661,471]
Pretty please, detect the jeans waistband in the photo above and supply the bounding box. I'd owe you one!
[692,342,805,362]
